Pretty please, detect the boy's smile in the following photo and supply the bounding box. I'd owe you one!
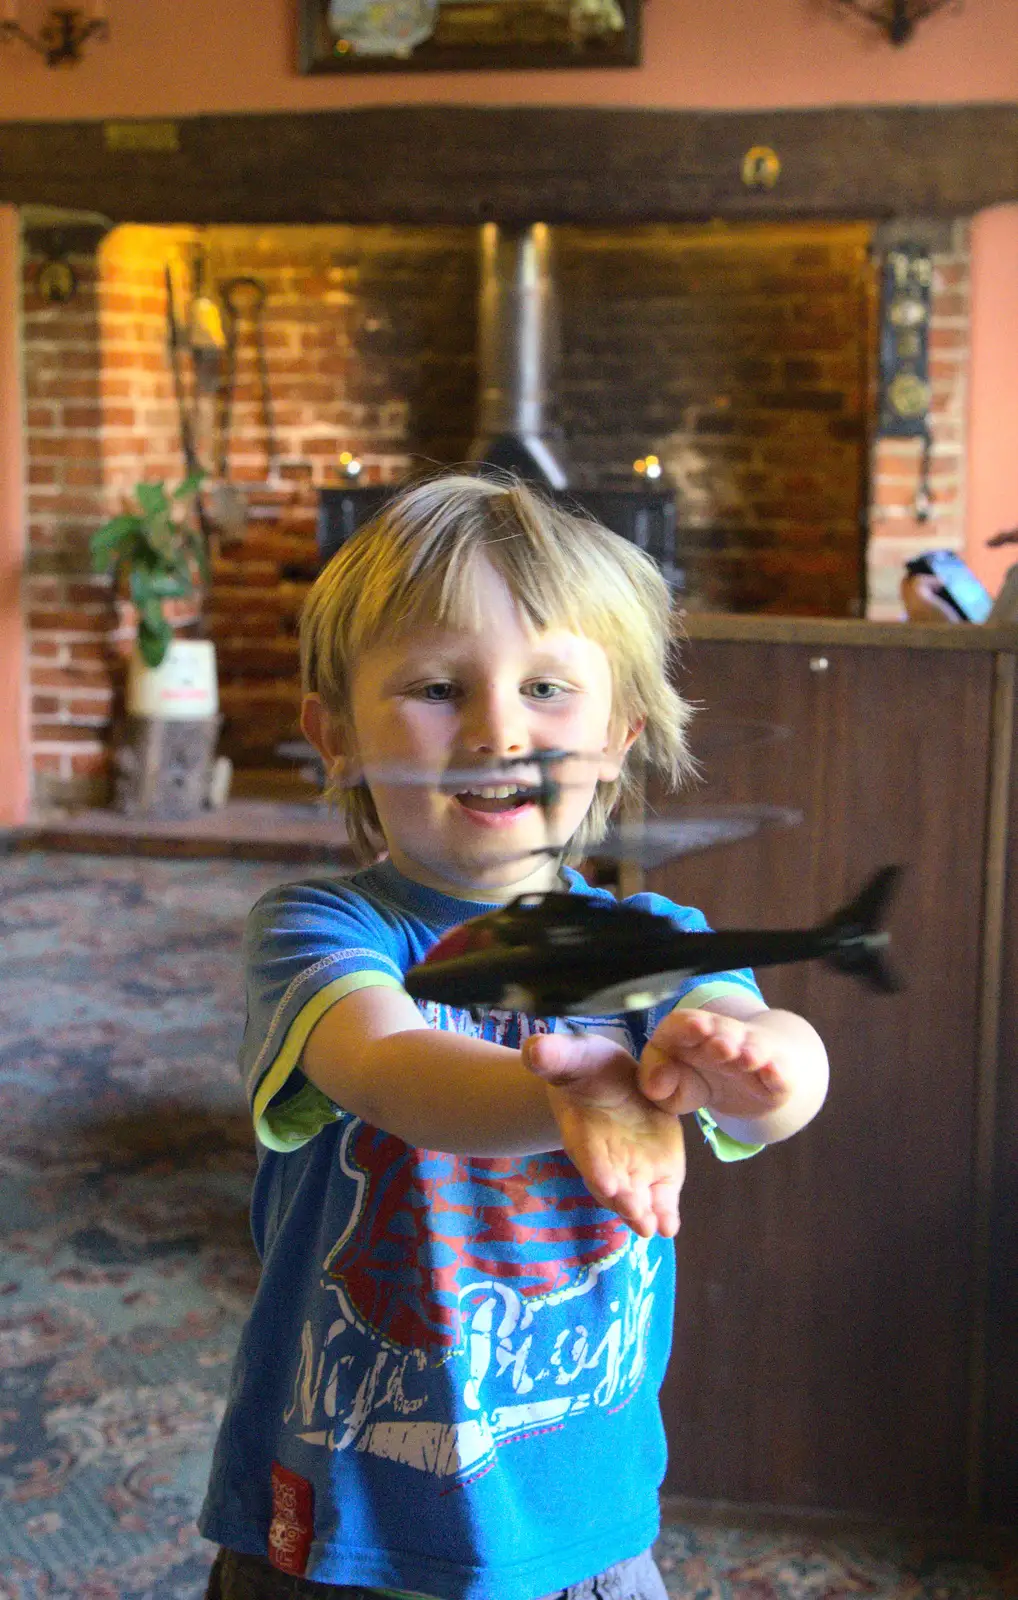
[303,558,639,901]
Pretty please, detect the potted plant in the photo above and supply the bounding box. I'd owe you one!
[90,474,230,814]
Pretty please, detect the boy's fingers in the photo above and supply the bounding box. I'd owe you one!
[638,1052,684,1102]
[652,1183,681,1238]
[645,1022,769,1079]
[652,1009,716,1048]
[522,1032,632,1084]
[615,1180,680,1239]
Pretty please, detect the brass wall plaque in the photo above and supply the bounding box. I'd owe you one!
[103,122,180,154]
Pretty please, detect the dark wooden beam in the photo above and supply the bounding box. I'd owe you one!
[2,103,1018,225]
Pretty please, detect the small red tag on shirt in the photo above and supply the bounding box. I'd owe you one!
[268,1460,314,1576]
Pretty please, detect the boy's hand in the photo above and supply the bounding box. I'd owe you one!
[638,1007,792,1120]
[522,1032,685,1240]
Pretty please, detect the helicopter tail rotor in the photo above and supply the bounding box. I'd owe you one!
[820,865,904,993]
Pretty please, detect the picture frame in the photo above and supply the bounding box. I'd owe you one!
[297,0,642,74]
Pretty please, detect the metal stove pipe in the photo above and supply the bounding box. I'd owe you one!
[469,221,569,490]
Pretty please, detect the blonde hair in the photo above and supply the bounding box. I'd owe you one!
[300,473,696,864]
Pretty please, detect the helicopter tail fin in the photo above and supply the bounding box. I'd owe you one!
[821,865,905,993]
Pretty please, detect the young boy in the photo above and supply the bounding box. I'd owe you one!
[199,474,829,1600]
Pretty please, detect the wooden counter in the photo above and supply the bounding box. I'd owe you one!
[645,616,1016,1524]
[678,613,1018,652]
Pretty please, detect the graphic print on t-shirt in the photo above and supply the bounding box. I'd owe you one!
[282,1005,663,1484]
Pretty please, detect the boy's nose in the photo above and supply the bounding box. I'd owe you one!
[463,688,527,755]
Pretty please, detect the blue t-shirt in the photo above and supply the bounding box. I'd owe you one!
[199,861,763,1599]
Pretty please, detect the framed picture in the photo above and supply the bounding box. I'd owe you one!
[298,0,642,73]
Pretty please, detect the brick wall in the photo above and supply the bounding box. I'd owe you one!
[23,222,478,805]
[557,222,875,616]
[24,235,106,803]
[19,218,971,809]
[24,225,199,804]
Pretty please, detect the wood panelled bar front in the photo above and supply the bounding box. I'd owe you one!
[644,616,1017,1523]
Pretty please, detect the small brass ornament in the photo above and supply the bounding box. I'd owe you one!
[741,146,781,190]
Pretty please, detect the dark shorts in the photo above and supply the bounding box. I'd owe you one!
[204,1546,669,1600]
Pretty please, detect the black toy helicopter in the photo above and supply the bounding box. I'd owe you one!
[405,865,901,1016]
[356,745,904,1018]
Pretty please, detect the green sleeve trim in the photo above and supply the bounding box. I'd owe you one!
[261,1079,343,1150]
[694,1107,764,1163]
[252,970,404,1152]
[675,979,758,1011]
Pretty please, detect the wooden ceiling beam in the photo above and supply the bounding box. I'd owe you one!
[2,104,1018,225]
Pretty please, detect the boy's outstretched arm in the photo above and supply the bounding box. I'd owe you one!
[301,985,684,1238]
[638,995,829,1146]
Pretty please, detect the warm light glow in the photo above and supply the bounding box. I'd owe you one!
[339,451,362,478]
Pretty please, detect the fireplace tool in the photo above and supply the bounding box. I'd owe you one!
[214,275,279,540]
[164,264,214,555]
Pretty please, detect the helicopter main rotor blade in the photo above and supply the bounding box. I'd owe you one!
[689,719,793,759]
[439,804,803,870]
[586,806,803,866]
[279,743,804,868]
[339,750,602,793]
[276,730,799,792]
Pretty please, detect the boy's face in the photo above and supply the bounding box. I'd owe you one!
[303,557,640,901]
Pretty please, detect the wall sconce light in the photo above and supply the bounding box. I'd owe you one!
[1,3,108,66]
[830,0,958,44]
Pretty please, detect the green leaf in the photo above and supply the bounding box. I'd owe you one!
[138,611,173,669]
[173,470,205,501]
[135,480,170,520]
[99,478,205,649]
[156,574,192,599]
[89,515,143,570]
[130,567,190,608]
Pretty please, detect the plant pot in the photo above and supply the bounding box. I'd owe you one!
[114,641,227,818]
[126,638,219,720]
[112,713,226,819]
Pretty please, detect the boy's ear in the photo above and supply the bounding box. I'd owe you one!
[598,717,646,783]
[300,694,361,786]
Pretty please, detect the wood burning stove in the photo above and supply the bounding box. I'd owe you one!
[316,222,685,590]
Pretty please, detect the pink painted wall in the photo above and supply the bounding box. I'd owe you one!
[0,205,28,825]
[0,0,1016,120]
[966,205,1018,595]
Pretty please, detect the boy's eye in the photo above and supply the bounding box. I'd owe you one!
[418,682,459,702]
[525,680,567,701]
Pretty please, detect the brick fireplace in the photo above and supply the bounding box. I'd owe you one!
[21,215,970,809]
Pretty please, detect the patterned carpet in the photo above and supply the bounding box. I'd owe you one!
[0,849,1013,1600]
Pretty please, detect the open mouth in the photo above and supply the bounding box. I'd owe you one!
[453,783,541,814]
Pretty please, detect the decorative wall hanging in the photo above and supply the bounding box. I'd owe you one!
[829,0,960,46]
[878,242,935,519]
[878,243,933,438]
[298,0,641,72]
[0,2,108,66]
